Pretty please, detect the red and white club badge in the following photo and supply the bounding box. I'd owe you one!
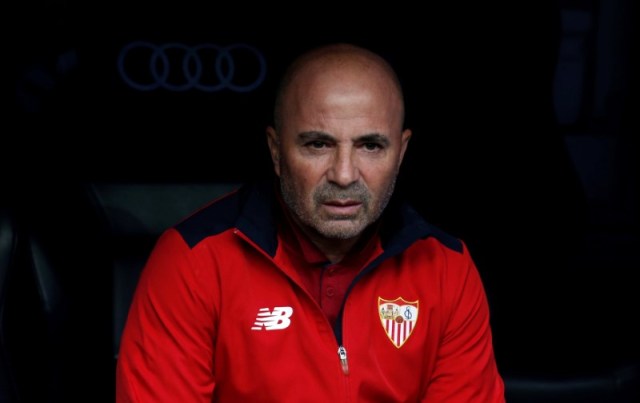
[378,297,419,348]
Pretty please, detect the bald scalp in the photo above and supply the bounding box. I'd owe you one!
[273,43,405,133]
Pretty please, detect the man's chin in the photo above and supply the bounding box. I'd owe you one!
[325,214,359,221]
[314,220,366,240]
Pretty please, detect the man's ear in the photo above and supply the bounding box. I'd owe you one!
[266,126,281,177]
[398,128,412,168]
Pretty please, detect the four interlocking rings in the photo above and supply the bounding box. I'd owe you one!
[117,41,267,92]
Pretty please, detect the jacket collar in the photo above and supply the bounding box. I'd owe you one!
[235,180,462,258]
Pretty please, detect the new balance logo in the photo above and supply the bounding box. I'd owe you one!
[251,307,293,331]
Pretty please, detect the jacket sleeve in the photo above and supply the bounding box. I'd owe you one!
[422,242,505,402]
[116,229,219,402]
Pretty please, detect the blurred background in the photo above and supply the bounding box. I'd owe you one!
[5,0,638,402]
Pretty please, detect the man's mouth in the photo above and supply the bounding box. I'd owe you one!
[322,200,363,215]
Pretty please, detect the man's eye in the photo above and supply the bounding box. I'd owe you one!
[363,143,382,151]
[308,141,327,149]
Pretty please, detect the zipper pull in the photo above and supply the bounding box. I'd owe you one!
[337,346,349,375]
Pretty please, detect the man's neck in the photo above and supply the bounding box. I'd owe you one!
[301,228,362,264]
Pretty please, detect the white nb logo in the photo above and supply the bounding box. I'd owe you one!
[251,307,293,331]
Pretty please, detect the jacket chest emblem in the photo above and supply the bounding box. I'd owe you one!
[378,297,419,348]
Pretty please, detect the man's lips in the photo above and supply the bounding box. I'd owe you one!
[322,200,363,215]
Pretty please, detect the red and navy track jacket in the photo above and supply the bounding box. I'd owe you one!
[116,181,505,402]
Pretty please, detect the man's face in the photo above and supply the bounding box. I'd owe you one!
[268,66,411,241]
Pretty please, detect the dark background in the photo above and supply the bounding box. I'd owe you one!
[7,0,639,401]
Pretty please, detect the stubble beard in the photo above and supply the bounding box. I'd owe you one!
[279,175,397,240]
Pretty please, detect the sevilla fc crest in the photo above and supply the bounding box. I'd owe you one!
[378,297,419,348]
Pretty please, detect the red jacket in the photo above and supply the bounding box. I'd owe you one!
[116,181,505,402]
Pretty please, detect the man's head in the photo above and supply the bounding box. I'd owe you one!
[267,43,412,244]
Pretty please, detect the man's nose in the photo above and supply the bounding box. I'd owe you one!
[327,147,359,187]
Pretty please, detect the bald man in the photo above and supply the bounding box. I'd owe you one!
[116,43,505,402]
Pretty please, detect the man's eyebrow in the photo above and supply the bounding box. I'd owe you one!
[297,131,390,146]
[357,133,390,146]
[297,131,335,142]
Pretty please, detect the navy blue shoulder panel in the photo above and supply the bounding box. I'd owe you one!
[425,221,463,253]
[174,181,279,254]
[175,188,245,249]
[380,199,463,255]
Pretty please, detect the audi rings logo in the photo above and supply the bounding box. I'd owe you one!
[117,41,267,92]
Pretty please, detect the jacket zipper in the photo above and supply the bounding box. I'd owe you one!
[337,345,349,375]
[333,250,406,376]
[234,229,354,378]
[234,229,409,379]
